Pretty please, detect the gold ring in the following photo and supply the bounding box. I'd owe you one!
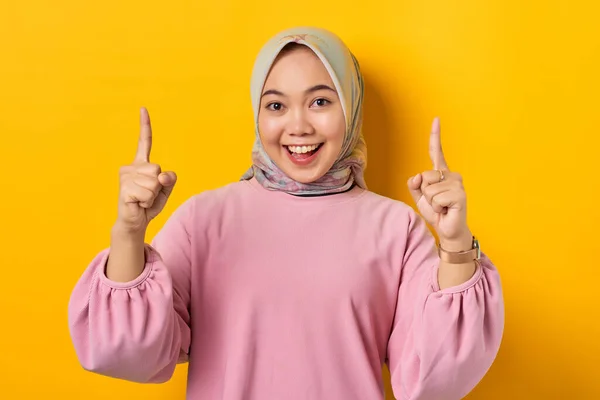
[437,169,445,182]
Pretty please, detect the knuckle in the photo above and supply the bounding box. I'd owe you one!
[132,162,161,176]
[119,165,134,177]
[148,163,162,175]
[144,165,161,177]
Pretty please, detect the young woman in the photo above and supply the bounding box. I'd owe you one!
[68,26,504,400]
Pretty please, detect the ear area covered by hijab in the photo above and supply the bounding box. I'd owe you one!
[241,26,367,195]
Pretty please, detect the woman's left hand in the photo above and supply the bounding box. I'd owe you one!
[407,117,473,252]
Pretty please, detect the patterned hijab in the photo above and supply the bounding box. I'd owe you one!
[241,26,367,195]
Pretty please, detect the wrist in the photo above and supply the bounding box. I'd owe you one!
[439,232,473,252]
[111,221,146,242]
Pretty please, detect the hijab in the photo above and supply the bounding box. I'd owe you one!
[241,26,367,195]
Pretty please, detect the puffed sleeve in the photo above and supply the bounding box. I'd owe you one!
[67,198,195,383]
[387,210,505,400]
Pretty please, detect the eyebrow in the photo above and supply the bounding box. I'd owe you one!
[261,84,337,98]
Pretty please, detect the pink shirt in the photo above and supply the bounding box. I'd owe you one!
[68,177,504,399]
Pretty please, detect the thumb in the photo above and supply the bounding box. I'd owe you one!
[407,173,423,204]
[158,171,177,196]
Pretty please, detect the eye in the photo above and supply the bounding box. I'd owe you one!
[312,98,330,107]
[266,102,283,111]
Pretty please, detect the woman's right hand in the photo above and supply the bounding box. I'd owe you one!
[115,107,177,234]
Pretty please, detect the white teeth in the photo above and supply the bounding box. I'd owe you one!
[287,144,319,154]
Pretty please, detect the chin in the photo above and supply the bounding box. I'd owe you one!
[284,168,327,184]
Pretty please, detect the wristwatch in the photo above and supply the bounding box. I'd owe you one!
[438,236,481,264]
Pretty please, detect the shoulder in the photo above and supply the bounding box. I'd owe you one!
[165,180,251,224]
[359,190,419,218]
[185,180,251,212]
[190,180,249,203]
[352,190,428,237]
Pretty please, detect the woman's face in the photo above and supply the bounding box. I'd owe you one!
[258,45,345,184]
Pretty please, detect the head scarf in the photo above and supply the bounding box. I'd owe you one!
[241,26,367,195]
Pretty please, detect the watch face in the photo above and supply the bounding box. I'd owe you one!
[473,237,481,259]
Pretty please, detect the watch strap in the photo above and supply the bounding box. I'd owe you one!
[438,236,480,264]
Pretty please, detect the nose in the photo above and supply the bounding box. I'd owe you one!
[286,108,315,136]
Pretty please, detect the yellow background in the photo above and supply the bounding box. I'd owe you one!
[1,0,598,399]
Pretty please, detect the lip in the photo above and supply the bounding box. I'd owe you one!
[284,143,324,166]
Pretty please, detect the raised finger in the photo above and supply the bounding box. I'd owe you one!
[429,117,449,171]
[135,107,152,163]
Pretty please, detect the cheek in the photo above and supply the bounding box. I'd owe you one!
[315,112,345,146]
[258,114,283,145]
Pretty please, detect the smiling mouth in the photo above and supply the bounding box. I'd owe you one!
[285,143,323,159]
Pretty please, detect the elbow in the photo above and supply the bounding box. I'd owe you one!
[77,350,177,384]
[68,299,185,384]
[71,336,180,384]
[399,340,504,400]
[441,340,504,399]
[440,326,504,398]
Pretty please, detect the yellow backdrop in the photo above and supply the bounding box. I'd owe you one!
[1,1,598,399]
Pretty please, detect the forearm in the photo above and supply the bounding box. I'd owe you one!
[438,259,477,289]
[106,223,147,282]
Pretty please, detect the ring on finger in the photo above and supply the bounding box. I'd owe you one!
[437,169,445,182]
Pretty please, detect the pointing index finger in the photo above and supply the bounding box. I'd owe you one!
[429,116,448,171]
[136,107,152,163]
